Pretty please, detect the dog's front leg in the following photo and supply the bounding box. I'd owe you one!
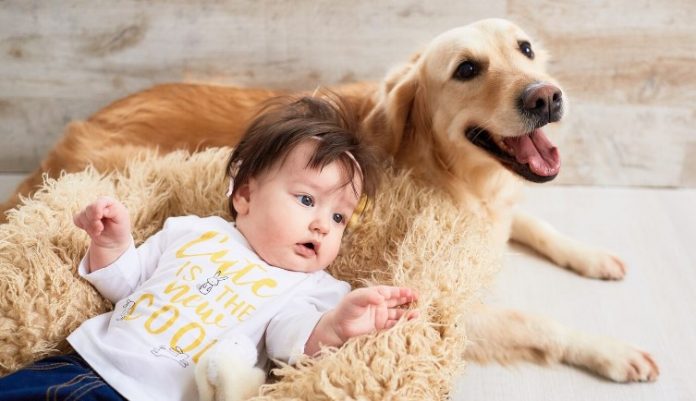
[510,210,626,279]
[463,305,659,382]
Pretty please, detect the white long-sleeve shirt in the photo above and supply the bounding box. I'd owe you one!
[67,215,350,401]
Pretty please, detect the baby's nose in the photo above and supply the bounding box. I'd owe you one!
[309,216,330,234]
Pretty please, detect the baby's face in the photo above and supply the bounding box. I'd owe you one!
[233,141,361,272]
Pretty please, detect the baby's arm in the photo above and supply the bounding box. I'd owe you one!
[73,196,132,272]
[304,286,418,356]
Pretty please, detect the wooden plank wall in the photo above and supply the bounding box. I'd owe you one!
[1,0,694,187]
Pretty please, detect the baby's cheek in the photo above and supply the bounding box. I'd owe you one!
[324,239,342,262]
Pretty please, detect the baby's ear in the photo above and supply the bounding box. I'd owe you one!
[231,183,251,216]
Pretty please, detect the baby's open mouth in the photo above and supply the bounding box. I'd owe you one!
[296,242,317,257]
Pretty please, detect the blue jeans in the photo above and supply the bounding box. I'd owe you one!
[0,353,127,401]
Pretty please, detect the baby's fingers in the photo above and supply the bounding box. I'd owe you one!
[74,211,104,236]
[404,310,419,321]
[89,218,105,236]
[377,286,417,307]
[100,199,128,223]
[388,308,407,321]
[348,288,384,308]
[383,311,419,329]
[379,308,419,330]
[85,197,113,221]
[387,308,419,322]
[384,319,398,329]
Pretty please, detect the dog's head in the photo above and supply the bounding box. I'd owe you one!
[370,18,564,183]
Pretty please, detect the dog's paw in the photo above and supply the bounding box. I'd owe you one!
[573,251,626,280]
[589,341,659,382]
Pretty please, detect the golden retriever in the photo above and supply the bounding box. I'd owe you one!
[1,18,658,382]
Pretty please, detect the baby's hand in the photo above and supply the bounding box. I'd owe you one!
[333,286,418,342]
[73,196,131,251]
[304,286,418,356]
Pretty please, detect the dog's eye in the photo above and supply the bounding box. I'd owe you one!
[453,61,480,81]
[518,41,534,59]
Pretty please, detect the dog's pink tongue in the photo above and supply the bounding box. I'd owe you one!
[503,129,561,176]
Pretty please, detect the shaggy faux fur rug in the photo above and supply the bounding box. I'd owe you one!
[0,147,499,400]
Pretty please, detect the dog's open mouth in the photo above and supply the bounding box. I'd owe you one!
[465,127,561,182]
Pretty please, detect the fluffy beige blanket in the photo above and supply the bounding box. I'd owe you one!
[0,147,498,400]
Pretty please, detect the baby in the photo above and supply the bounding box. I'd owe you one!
[0,96,416,401]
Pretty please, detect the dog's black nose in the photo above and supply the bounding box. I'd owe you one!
[521,83,563,124]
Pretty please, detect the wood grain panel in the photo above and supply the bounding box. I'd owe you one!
[507,0,696,186]
[0,0,693,186]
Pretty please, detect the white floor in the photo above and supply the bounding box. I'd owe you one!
[2,174,694,400]
[452,186,696,401]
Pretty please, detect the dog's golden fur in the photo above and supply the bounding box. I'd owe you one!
[1,18,658,382]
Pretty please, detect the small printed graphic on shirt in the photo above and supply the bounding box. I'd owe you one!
[150,345,191,368]
[198,270,229,295]
[116,298,135,321]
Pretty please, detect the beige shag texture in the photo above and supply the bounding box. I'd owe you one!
[0,147,499,400]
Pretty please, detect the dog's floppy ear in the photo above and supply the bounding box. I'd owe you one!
[364,54,422,156]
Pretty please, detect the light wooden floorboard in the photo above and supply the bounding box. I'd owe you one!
[453,186,696,401]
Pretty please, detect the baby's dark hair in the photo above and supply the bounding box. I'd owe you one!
[226,95,381,218]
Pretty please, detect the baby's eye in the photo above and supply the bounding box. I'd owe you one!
[332,213,344,224]
[297,194,314,207]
